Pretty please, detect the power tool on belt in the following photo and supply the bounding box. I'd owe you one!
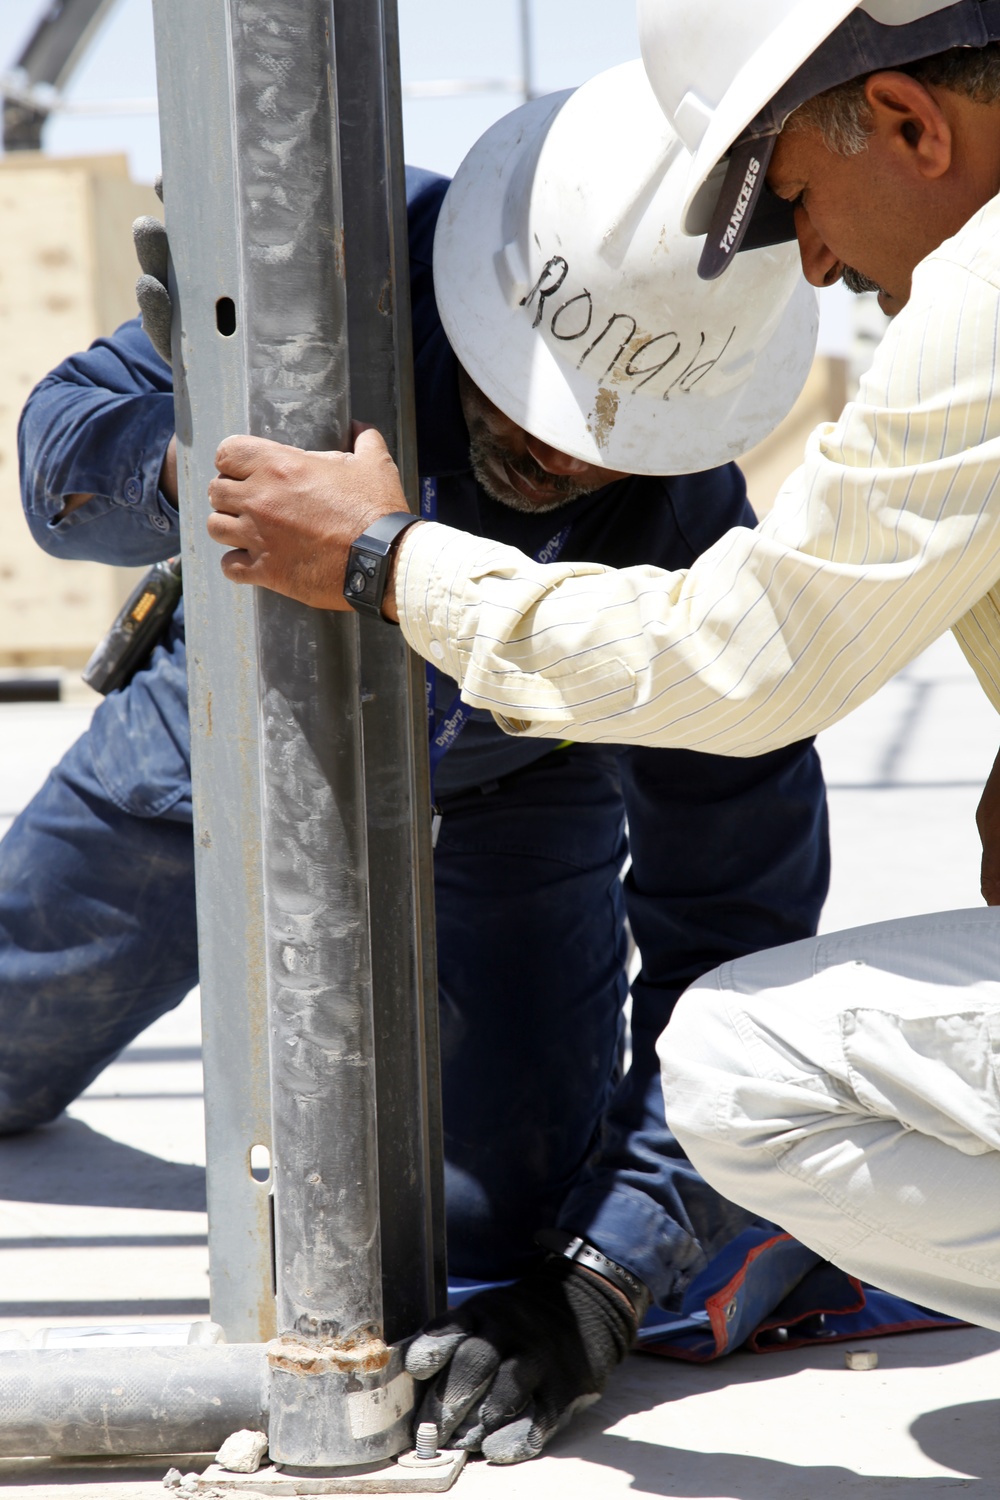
[83,557,182,695]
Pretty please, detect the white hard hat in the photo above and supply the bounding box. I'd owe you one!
[432,60,818,476]
[637,0,1000,278]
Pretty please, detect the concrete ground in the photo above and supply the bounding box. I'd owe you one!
[1,632,999,1497]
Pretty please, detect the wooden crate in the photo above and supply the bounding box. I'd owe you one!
[0,153,161,668]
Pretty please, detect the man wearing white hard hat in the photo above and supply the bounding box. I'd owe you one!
[15,60,917,1465]
[639,0,1000,1343]
[208,7,1000,1344]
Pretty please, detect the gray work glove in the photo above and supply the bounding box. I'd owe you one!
[405,1257,640,1465]
[133,175,172,365]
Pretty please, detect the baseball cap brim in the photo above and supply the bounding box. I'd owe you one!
[699,137,797,280]
[697,0,1000,280]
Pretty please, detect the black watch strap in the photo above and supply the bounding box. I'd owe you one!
[343,510,421,621]
[536,1229,651,1320]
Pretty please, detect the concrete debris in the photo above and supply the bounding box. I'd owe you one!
[162,1471,203,1494]
[188,1320,227,1346]
[215,1428,269,1473]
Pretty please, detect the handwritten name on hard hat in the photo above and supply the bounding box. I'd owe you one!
[520,254,737,402]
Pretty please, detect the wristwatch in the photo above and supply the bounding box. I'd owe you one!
[536,1229,651,1319]
[342,511,422,620]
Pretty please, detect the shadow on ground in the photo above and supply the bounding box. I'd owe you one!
[911,1399,1000,1479]
[0,1454,210,1491]
[535,1334,1000,1496]
[0,1117,206,1212]
[545,1433,996,1497]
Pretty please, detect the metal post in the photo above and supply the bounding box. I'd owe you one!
[335,0,447,1347]
[151,0,276,1347]
[153,0,443,1471]
[519,0,535,102]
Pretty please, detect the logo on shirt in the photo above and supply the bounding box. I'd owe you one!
[718,157,761,258]
[535,527,572,566]
[433,708,466,752]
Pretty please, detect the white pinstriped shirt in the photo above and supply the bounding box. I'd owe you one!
[397,193,1000,757]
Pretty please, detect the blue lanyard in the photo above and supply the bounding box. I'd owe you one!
[421,476,571,799]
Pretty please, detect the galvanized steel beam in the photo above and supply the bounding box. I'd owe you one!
[153,0,443,1470]
[152,0,276,1347]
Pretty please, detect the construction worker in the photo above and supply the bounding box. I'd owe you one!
[207,7,1000,1345]
[10,62,849,1463]
[646,0,1000,1345]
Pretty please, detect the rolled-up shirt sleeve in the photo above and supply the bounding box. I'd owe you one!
[18,318,178,567]
[398,234,1000,756]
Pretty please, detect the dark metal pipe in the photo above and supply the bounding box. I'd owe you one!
[335,0,448,1347]
[0,1346,267,1458]
[225,0,409,1470]
[227,0,381,1357]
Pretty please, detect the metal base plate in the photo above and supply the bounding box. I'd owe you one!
[189,1451,466,1495]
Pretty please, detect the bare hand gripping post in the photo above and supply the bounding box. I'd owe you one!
[152,0,444,1472]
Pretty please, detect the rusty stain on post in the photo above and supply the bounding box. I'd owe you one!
[267,1332,392,1379]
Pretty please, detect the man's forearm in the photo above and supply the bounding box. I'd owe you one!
[390,496,1000,758]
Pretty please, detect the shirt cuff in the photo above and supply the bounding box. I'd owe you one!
[395,519,507,686]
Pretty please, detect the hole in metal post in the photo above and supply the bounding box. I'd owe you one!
[249,1143,271,1182]
[216,296,237,336]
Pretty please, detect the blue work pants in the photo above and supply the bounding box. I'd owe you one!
[0,731,629,1282]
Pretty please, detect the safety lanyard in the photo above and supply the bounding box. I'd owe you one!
[421,476,571,831]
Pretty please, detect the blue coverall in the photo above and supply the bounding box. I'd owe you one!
[8,169,831,1317]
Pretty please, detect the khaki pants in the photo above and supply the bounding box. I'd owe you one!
[660,907,1000,1329]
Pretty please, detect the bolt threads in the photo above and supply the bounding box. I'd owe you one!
[415,1422,439,1460]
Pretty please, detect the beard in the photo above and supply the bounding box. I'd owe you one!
[842,265,884,296]
[467,426,595,513]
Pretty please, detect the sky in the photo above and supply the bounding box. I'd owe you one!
[0,0,641,181]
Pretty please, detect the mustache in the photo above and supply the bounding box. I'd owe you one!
[503,452,582,497]
[468,427,591,503]
[842,265,884,296]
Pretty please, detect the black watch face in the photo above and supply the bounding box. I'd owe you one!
[345,549,381,603]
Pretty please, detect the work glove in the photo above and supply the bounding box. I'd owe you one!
[133,175,172,365]
[405,1255,641,1465]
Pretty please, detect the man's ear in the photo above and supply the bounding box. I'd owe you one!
[864,70,953,180]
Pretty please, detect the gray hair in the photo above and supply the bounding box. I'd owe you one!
[784,41,1000,157]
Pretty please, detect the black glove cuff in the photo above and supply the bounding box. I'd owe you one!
[536,1230,651,1322]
